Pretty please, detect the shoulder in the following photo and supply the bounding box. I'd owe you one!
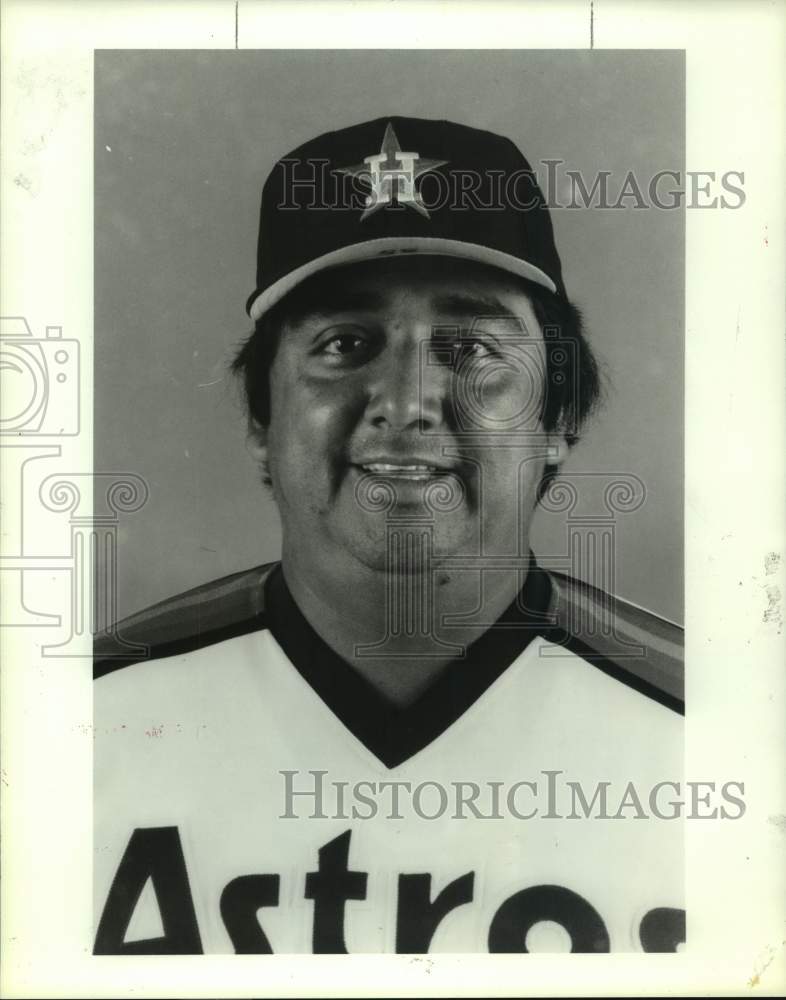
[541,568,684,714]
[94,562,279,679]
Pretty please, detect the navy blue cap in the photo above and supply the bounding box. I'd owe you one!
[247,116,566,320]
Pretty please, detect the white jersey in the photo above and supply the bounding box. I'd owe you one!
[94,560,684,955]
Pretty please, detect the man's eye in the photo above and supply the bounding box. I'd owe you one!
[317,326,372,361]
[324,335,366,355]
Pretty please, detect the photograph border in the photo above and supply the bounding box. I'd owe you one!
[1,1,784,996]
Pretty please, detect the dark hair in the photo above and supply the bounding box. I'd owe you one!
[231,262,603,492]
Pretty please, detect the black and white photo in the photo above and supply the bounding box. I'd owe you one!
[93,51,686,955]
[1,2,784,996]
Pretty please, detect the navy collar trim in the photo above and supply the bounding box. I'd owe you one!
[264,559,552,768]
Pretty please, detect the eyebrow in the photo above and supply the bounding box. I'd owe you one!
[288,288,527,327]
[431,292,518,318]
[293,288,386,320]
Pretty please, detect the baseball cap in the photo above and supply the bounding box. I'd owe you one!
[246,115,566,321]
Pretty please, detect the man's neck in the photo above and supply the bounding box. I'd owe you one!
[281,542,530,707]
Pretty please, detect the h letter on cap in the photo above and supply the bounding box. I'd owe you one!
[339,122,448,221]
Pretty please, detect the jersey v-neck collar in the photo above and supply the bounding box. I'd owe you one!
[264,559,553,768]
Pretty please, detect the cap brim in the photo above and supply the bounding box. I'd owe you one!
[247,236,557,321]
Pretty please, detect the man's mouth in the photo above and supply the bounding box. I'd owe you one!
[358,462,449,481]
[353,452,462,481]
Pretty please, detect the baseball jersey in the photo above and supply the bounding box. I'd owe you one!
[93,559,684,955]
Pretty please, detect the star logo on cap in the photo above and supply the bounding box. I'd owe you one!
[339,122,448,221]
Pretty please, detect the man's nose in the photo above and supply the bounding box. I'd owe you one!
[364,339,448,432]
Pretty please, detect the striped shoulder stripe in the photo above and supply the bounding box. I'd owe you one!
[94,562,277,678]
[543,570,684,713]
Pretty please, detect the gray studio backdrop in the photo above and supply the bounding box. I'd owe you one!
[95,50,684,624]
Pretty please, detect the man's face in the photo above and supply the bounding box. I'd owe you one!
[255,257,566,574]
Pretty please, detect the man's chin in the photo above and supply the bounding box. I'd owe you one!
[338,519,478,576]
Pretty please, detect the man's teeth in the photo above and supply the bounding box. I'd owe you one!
[362,464,440,474]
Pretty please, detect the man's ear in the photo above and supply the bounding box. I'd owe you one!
[543,430,570,468]
[246,418,268,464]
